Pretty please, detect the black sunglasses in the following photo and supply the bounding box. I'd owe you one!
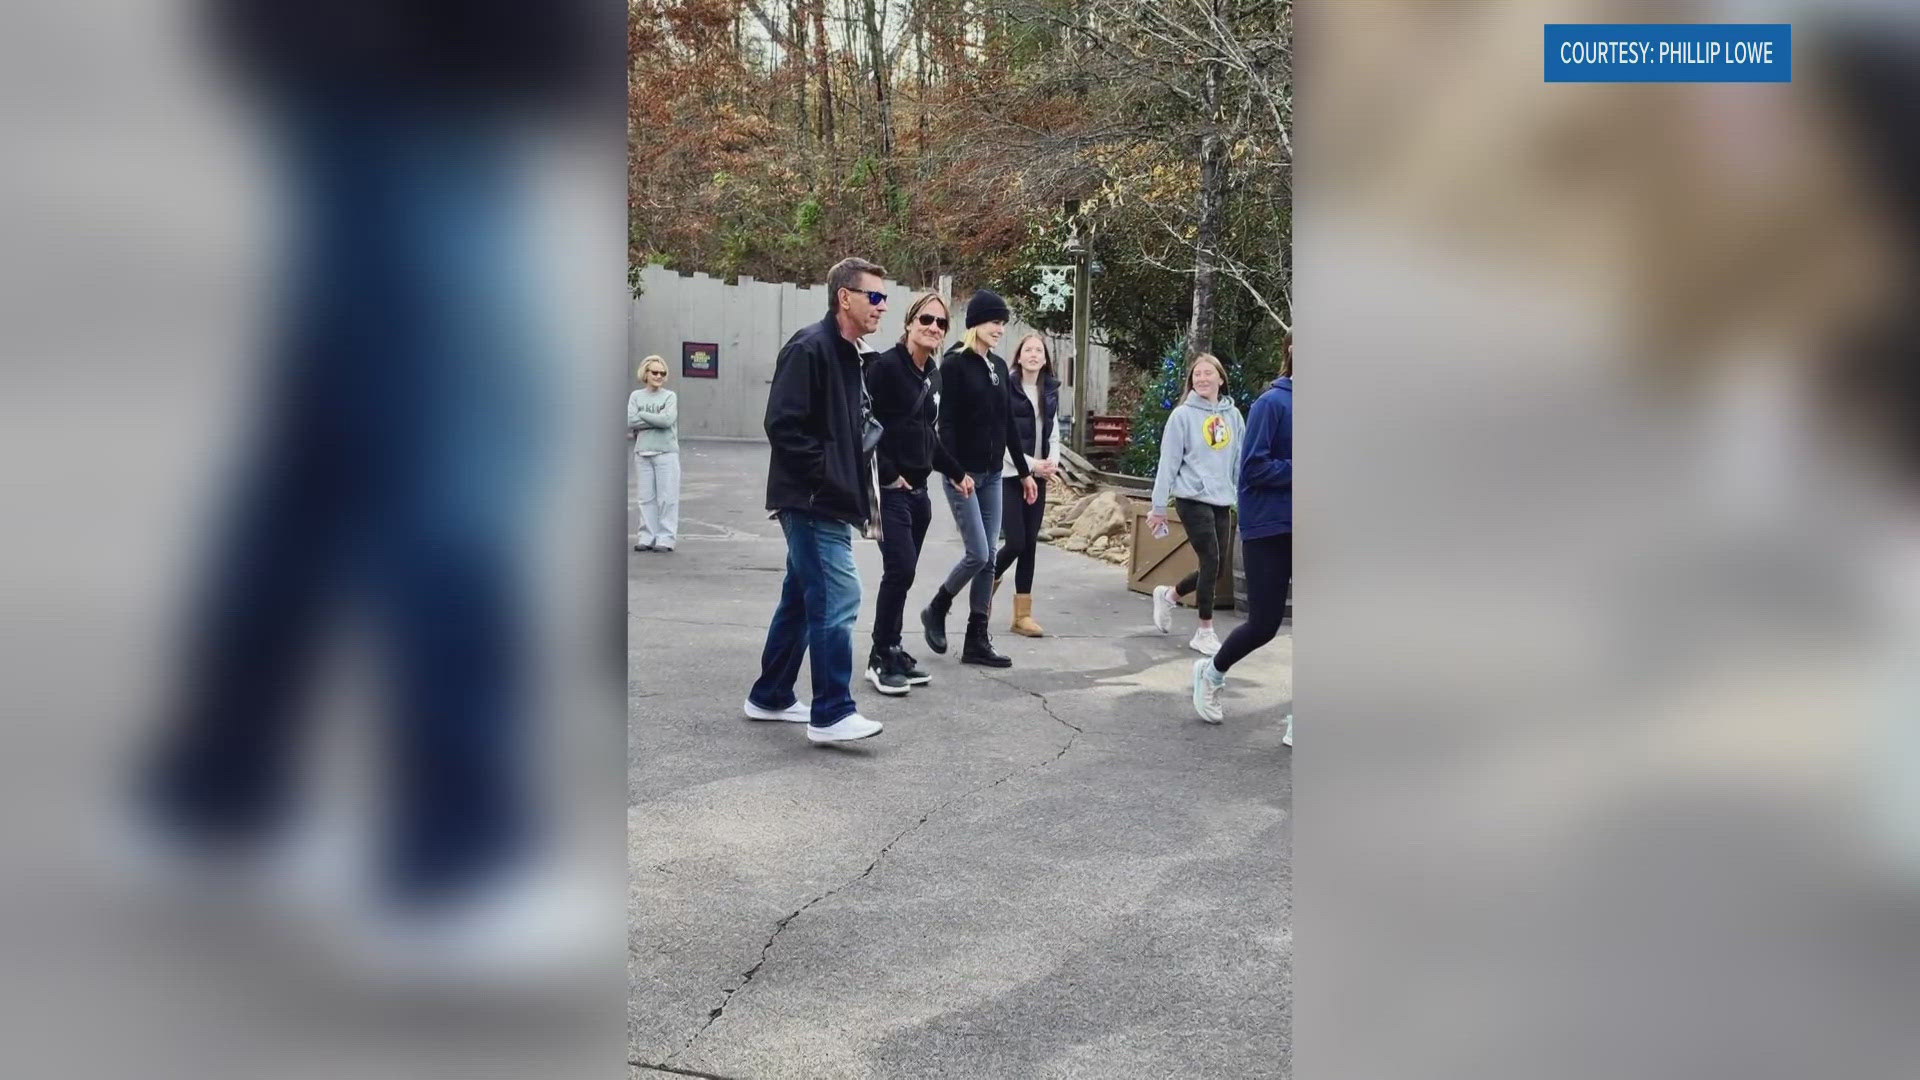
[915,313,950,331]
[843,287,888,307]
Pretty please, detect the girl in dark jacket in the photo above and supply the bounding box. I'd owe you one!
[993,333,1062,636]
[921,290,1037,667]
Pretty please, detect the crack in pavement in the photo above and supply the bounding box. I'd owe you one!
[664,666,1085,1067]
[630,1061,744,1080]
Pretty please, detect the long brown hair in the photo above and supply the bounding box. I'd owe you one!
[1009,332,1056,387]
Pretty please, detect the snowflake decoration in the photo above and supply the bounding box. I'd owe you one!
[1030,266,1074,312]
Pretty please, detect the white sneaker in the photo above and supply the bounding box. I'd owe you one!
[344,864,615,991]
[1192,659,1225,724]
[744,697,810,722]
[807,713,883,743]
[1189,627,1221,656]
[1152,585,1175,633]
[1282,713,1293,747]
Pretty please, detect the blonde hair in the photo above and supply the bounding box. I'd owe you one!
[962,325,998,357]
[638,354,668,380]
[1187,352,1228,391]
[897,293,951,345]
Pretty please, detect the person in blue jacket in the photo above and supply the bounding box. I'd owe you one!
[1192,341,1291,741]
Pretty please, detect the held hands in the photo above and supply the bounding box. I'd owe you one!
[1022,476,1039,505]
[958,474,976,498]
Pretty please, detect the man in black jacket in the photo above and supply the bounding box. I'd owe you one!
[744,258,889,744]
[862,294,977,695]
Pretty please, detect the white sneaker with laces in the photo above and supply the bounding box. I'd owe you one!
[1192,659,1225,724]
[807,713,883,743]
[1282,713,1293,747]
[743,697,810,722]
[1152,585,1175,633]
[1189,626,1221,656]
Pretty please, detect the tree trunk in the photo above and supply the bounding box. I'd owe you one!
[863,0,896,172]
[811,0,834,149]
[1187,56,1228,358]
[791,0,810,147]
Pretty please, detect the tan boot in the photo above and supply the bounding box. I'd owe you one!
[1011,593,1044,637]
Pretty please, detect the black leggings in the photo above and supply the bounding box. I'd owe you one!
[1214,533,1290,673]
[993,476,1047,593]
[1173,497,1233,619]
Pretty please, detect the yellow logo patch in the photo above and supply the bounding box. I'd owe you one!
[1202,413,1232,449]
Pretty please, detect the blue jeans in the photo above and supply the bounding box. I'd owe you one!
[145,104,547,904]
[941,471,1004,617]
[750,511,862,726]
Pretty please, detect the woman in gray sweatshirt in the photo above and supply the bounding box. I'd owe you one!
[628,355,681,551]
[1146,353,1246,655]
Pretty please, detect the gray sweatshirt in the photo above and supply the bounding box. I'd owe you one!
[628,387,679,454]
[1150,391,1245,512]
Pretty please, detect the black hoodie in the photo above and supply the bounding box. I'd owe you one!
[763,314,873,527]
[937,344,1030,478]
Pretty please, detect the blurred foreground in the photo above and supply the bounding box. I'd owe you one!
[1,1,626,1076]
[1304,4,1920,1078]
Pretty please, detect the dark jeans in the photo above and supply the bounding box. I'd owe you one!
[1173,497,1234,620]
[993,476,1048,593]
[872,484,932,651]
[1215,533,1291,673]
[145,105,544,905]
[749,510,862,726]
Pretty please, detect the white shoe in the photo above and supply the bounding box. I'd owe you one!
[1152,585,1175,633]
[1189,627,1221,656]
[344,864,615,992]
[807,713,883,743]
[744,697,810,722]
[1282,713,1293,747]
[1192,659,1225,724]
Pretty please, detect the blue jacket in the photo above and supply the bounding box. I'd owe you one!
[1238,377,1291,539]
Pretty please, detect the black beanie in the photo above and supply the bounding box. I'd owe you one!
[965,289,1012,328]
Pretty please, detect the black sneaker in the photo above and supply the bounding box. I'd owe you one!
[894,647,931,686]
[865,650,911,696]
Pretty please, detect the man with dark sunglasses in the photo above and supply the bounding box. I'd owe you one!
[861,293,975,695]
[746,257,889,743]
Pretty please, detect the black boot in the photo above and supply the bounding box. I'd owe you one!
[961,612,1012,668]
[921,586,955,655]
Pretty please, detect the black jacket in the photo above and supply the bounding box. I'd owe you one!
[1007,372,1061,465]
[210,0,618,98]
[866,344,966,489]
[937,344,1030,478]
[764,315,873,527]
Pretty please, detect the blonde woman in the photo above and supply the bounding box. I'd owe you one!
[628,355,680,552]
[921,289,1037,667]
[1147,353,1246,654]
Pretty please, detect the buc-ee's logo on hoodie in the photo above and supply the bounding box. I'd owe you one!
[1202,413,1233,450]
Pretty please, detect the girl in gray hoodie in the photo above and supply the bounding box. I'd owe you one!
[1147,353,1246,655]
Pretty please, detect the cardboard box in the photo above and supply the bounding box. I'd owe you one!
[1127,505,1237,610]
